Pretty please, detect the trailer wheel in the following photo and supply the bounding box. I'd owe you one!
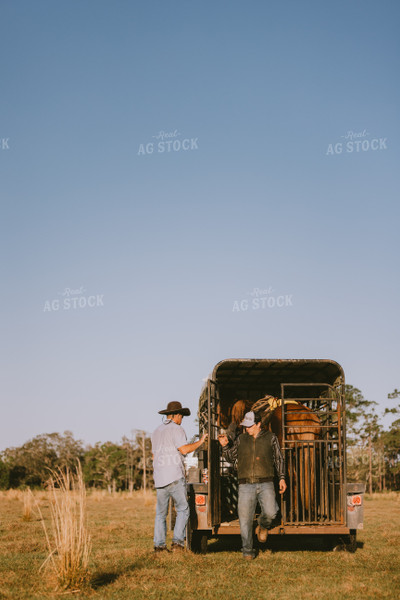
[328,531,357,553]
[324,535,339,551]
[332,538,345,552]
[334,531,357,553]
[190,531,208,554]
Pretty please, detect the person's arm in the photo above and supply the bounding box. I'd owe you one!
[226,422,240,444]
[271,434,287,493]
[219,434,238,465]
[178,433,208,456]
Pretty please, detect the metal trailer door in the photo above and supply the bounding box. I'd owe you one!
[206,379,221,527]
[280,383,345,526]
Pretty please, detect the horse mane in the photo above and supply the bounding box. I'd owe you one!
[250,395,278,429]
[252,395,276,413]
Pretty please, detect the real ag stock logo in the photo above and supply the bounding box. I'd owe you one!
[232,286,294,313]
[137,129,198,156]
[43,287,104,313]
[326,129,387,156]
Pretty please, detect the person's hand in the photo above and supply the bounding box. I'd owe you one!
[200,433,208,445]
[218,434,229,447]
[279,479,287,494]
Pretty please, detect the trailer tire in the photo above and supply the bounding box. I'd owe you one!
[190,531,208,554]
[324,535,340,551]
[332,539,344,552]
[328,531,357,553]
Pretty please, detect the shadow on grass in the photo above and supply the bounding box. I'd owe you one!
[207,535,242,554]
[90,557,149,589]
[266,536,365,553]
[91,571,119,589]
[206,535,364,554]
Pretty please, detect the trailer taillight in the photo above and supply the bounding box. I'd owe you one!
[350,495,362,506]
[195,494,206,506]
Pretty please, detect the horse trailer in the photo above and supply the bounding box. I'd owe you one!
[186,359,365,553]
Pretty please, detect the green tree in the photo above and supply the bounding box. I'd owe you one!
[345,385,381,491]
[1,432,85,488]
[345,385,377,444]
[1,430,154,491]
[132,430,153,490]
[0,458,9,489]
[83,442,126,492]
[382,389,400,490]
[121,434,149,492]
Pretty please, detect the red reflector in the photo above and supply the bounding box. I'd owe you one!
[195,494,206,506]
[351,495,362,505]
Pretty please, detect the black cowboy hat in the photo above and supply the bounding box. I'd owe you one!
[158,401,191,416]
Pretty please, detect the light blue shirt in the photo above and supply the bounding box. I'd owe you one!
[151,421,187,488]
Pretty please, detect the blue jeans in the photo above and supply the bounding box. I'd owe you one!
[154,478,189,548]
[238,482,279,557]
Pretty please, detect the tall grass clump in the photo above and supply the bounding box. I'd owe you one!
[22,487,33,521]
[36,462,91,591]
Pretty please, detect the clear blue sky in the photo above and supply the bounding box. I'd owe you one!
[1,0,399,450]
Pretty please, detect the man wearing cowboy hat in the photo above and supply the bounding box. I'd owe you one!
[152,401,207,553]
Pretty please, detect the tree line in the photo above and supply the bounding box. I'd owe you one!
[0,385,399,492]
[0,430,153,492]
[345,386,400,492]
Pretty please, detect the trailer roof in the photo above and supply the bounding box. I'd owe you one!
[211,359,344,399]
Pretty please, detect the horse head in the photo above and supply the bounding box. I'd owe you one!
[230,399,253,425]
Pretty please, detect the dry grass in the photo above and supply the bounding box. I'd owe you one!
[87,489,109,502]
[22,488,33,522]
[367,491,400,501]
[134,488,156,506]
[0,490,399,599]
[87,487,154,505]
[1,488,25,500]
[0,488,49,502]
[33,463,92,592]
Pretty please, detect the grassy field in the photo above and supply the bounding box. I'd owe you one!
[0,490,399,600]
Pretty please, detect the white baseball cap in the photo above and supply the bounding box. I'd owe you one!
[240,411,256,427]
